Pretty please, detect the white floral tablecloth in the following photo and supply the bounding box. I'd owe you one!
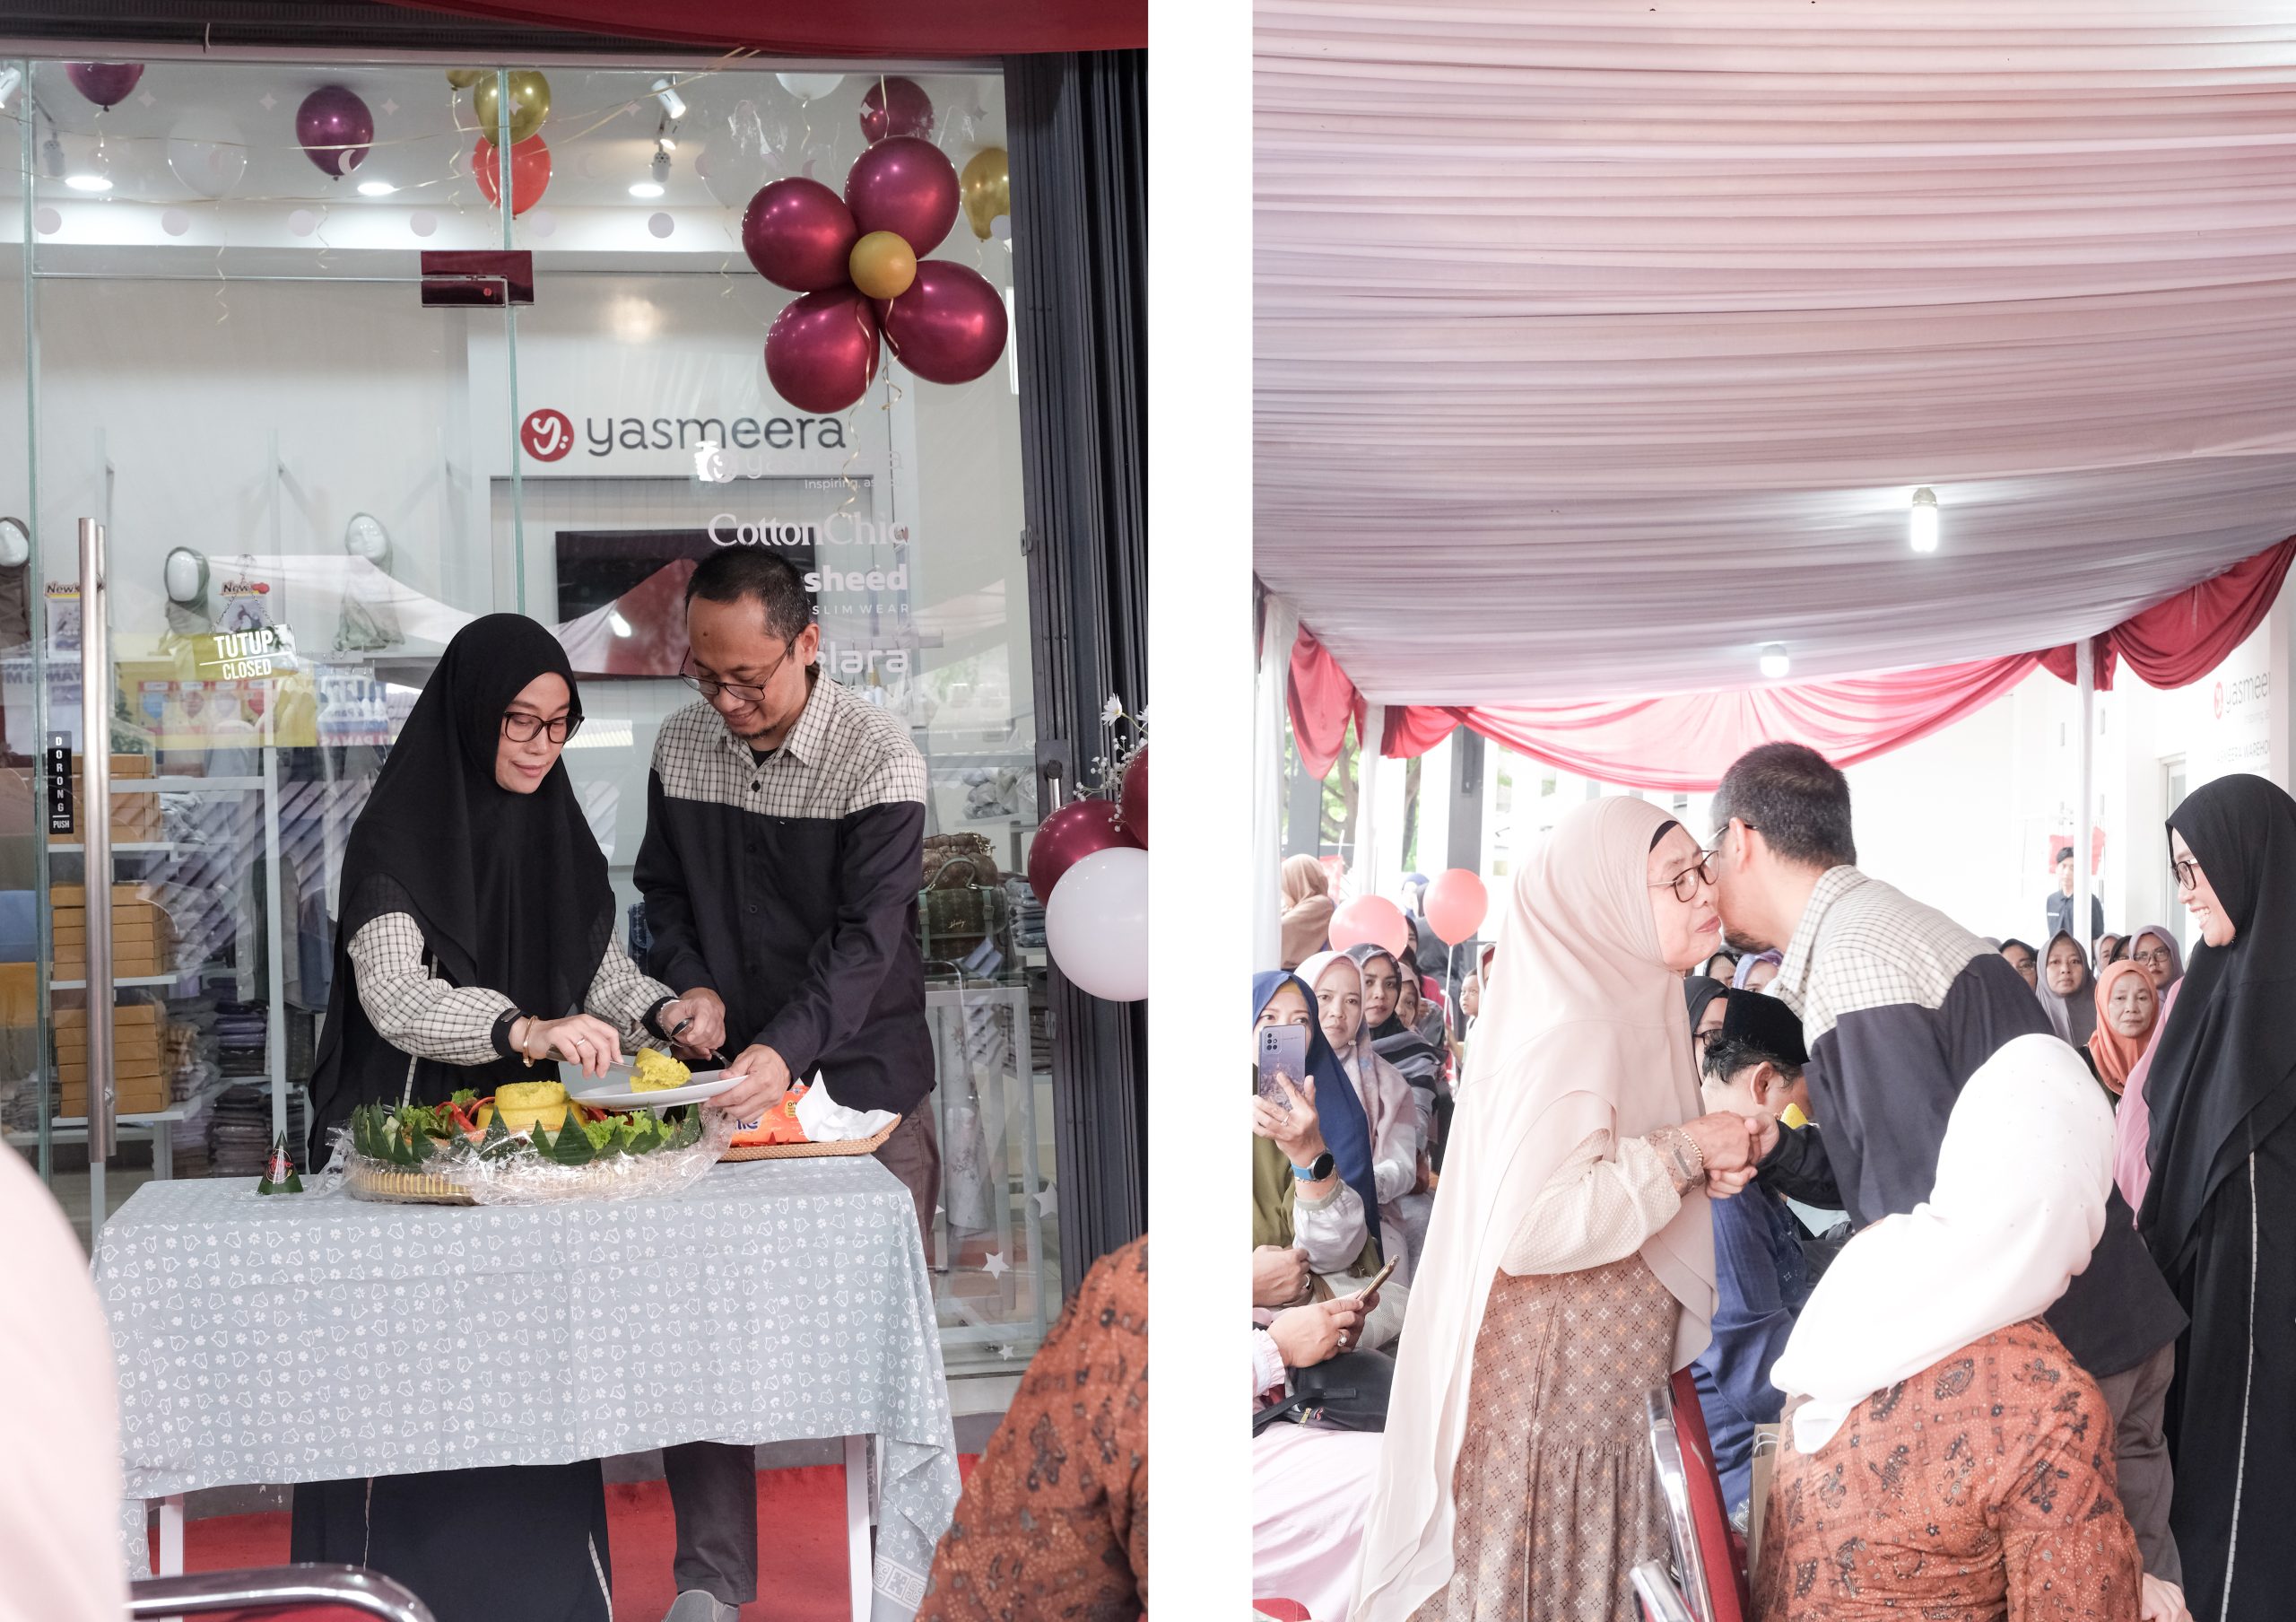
[95,1155,958,1618]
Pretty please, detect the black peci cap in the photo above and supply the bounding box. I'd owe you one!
[1718,988,1808,1070]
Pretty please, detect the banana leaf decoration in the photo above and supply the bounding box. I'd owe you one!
[547,1117,596,1168]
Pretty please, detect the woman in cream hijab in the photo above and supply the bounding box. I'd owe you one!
[1281,854,1337,971]
[1352,796,1764,1621]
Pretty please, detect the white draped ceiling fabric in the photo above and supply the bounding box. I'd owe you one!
[1255,2,2296,705]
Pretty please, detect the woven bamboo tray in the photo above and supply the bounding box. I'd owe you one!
[720,1115,900,1162]
[344,1161,475,1206]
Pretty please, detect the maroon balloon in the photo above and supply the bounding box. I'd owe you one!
[296,86,374,179]
[741,178,857,292]
[764,287,881,414]
[1027,799,1141,903]
[65,63,144,109]
[858,76,935,143]
[843,136,960,257]
[1118,749,1148,847]
[879,261,1008,386]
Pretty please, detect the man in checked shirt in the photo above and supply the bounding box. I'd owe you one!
[635,545,936,1622]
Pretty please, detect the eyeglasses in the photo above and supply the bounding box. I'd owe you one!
[1654,849,1722,904]
[2172,857,2203,892]
[2132,946,2174,968]
[680,643,794,707]
[500,711,580,744]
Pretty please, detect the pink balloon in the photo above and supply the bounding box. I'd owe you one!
[66,63,143,109]
[1329,895,1410,959]
[859,76,935,143]
[1423,868,1491,946]
[741,178,857,292]
[843,136,959,257]
[297,85,373,179]
[1027,799,1140,903]
[763,288,881,414]
[878,260,1008,385]
[1117,749,1147,847]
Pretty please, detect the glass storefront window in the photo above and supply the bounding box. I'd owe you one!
[0,54,1053,1373]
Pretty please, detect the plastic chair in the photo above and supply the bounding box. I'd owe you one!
[1631,1557,1697,1622]
[127,1564,435,1622]
[1645,1371,1751,1622]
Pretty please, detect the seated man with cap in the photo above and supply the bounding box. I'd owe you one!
[1690,988,1818,1529]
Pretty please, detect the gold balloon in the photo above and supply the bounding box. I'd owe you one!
[849,231,918,301]
[961,146,1010,240]
[474,71,551,144]
[445,69,483,90]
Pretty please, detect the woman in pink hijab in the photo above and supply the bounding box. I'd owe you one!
[1352,796,1766,1622]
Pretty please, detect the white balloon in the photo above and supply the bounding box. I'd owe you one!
[1043,846,1149,1002]
[776,73,844,102]
[647,211,675,239]
[160,207,191,237]
[166,111,248,200]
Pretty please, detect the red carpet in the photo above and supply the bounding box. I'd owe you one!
[185,1458,978,1621]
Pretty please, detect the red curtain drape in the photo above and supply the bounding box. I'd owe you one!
[376,0,1141,56]
[2035,535,2296,691]
[1286,537,2293,789]
[1439,656,2041,792]
[1287,624,1360,779]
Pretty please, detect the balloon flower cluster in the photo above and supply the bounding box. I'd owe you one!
[741,77,1008,414]
[1026,698,1148,1003]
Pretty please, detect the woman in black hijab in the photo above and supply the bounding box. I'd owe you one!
[294,615,703,1622]
[2137,773,2296,1622]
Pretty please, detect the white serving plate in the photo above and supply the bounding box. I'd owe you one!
[571,1069,737,1112]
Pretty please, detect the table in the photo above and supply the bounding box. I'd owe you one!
[95,1155,961,1622]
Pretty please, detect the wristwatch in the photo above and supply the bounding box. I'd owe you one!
[1292,1151,1335,1182]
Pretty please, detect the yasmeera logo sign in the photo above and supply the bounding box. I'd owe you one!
[520,408,573,461]
[518,405,848,463]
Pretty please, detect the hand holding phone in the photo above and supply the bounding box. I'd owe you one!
[1257,1024,1309,1112]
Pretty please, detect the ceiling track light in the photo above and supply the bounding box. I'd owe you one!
[651,77,687,122]
[1909,486,1940,554]
[1759,643,1791,680]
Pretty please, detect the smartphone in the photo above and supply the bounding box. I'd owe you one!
[1257,1024,1309,1112]
[1359,1255,1400,1300]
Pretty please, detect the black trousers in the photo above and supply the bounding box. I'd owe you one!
[664,1108,941,1603]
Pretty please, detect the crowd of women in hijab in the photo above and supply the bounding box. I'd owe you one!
[1257,743,2296,1622]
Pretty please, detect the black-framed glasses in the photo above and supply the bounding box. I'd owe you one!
[2172,857,2202,892]
[2132,944,2175,967]
[680,643,794,706]
[500,711,580,744]
[1653,849,1722,904]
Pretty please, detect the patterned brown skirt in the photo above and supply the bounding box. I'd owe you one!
[1409,1254,1679,1622]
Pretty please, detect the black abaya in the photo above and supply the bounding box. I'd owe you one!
[2138,772,2296,1620]
[291,1462,613,1622]
[291,615,622,1620]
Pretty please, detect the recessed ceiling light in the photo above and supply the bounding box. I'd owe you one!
[64,173,111,193]
[357,179,396,196]
[629,180,665,198]
[1759,644,1791,679]
[1909,486,1939,554]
